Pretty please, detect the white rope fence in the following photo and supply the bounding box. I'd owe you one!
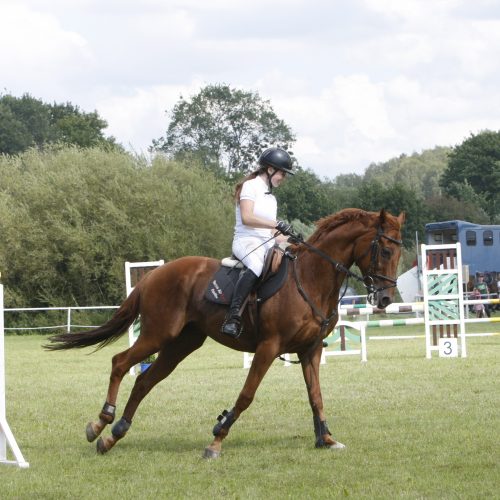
[4,306,119,333]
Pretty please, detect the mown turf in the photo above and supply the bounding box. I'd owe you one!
[1,328,499,499]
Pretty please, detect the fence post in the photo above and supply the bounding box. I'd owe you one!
[0,283,29,468]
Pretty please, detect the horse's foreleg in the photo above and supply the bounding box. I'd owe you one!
[96,329,206,454]
[203,340,279,459]
[299,345,345,450]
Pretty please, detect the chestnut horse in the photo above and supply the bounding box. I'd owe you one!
[46,208,404,458]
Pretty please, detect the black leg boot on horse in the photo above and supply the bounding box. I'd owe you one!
[221,268,258,338]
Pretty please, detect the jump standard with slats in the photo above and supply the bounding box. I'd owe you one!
[421,243,467,359]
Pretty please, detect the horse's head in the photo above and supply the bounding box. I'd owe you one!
[354,209,405,309]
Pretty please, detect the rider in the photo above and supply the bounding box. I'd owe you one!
[221,147,295,338]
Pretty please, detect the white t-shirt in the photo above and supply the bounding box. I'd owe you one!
[234,176,277,240]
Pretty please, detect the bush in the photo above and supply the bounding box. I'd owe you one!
[0,147,234,308]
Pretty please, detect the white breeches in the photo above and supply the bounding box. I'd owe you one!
[232,236,274,277]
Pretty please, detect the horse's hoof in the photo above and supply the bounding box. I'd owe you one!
[86,422,99,442]
[96,437,109,455]
[329,441,346,450]
[203,447,221,459]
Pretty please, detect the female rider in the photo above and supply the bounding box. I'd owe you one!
[221,147,295,338]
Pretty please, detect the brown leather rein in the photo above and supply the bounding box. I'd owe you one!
[277,226,402,364]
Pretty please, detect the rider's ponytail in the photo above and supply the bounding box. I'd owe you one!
[233,167,267,204]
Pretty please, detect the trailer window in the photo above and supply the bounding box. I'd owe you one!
[483,230,493,246]
[465,230,476,246]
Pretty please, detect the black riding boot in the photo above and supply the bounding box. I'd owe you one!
[221,268,259,338]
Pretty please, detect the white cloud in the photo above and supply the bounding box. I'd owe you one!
[95,81,203,152]
[361,0,461,22]
[0,3,93,94]
[2,0,500,179]
[258,75,397,177]
[330,75,396,141]
[128,9,196,40]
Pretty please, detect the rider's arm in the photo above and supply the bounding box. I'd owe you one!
[239,199,277,230]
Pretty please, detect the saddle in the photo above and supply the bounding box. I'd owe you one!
[204,246,293,306]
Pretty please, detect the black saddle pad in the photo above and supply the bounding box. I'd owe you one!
[205,266,241,305]
[204,253,291,305]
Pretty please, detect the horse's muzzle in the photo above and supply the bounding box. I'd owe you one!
[368,290,393,309]
[377,294,392,309]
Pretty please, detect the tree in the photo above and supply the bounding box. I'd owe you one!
[0,147,233,308]
[0,94,51,154]
[355,180,429,247]
[328,174,364,211]
[440,131,500,222]
[364,147,450,200]
[426,195,490,224]
[0,93,119,155]
[275,168,334,224]
[49,102,117,149]
[152,84,295,176]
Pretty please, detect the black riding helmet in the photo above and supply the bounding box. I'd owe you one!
[258,147,295,175]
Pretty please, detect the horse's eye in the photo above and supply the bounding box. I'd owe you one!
[381,247,392,259]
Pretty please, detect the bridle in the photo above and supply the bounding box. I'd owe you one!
[290,224,401,296]
[356,224,403,304]
[287,223,402,332]
[276,222,402,364]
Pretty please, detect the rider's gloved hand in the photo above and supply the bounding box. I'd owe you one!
[275,220,293,236]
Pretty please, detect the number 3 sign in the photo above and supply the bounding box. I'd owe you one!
[439,337,458,358]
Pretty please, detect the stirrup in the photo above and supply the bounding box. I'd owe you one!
[221,315,242,339]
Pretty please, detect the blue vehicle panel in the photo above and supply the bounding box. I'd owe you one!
[424,220,500,279]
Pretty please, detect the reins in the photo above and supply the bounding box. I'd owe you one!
[288,224,402,298]
[288,234,366,287]
[226,234,277,274]
[291,257,338,336]
[276,224,402,365]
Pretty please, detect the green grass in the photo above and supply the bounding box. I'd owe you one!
[1,327,499,499]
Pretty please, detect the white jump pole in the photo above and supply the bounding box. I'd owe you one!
[0,282,29,468]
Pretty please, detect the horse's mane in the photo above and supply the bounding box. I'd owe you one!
[306,208,373,246]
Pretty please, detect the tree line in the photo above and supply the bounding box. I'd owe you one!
[0,147,234,309]
[0,88,499,309]
[0,93,119,154]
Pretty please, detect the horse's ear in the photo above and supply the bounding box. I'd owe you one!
[397,212,406,225]
[379,208,387,223]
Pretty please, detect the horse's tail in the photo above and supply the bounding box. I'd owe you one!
[44,286,141,352]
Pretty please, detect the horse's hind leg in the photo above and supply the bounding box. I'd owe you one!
[96,326,207,454]
[86,295,192,444]
[85,336,161,443]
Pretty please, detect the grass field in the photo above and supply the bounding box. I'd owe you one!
[1,325,499,499]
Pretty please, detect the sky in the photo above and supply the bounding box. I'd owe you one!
[1,0,500,179]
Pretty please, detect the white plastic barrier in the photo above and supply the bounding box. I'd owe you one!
[243,321,367,368]
[0,284,29,468]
